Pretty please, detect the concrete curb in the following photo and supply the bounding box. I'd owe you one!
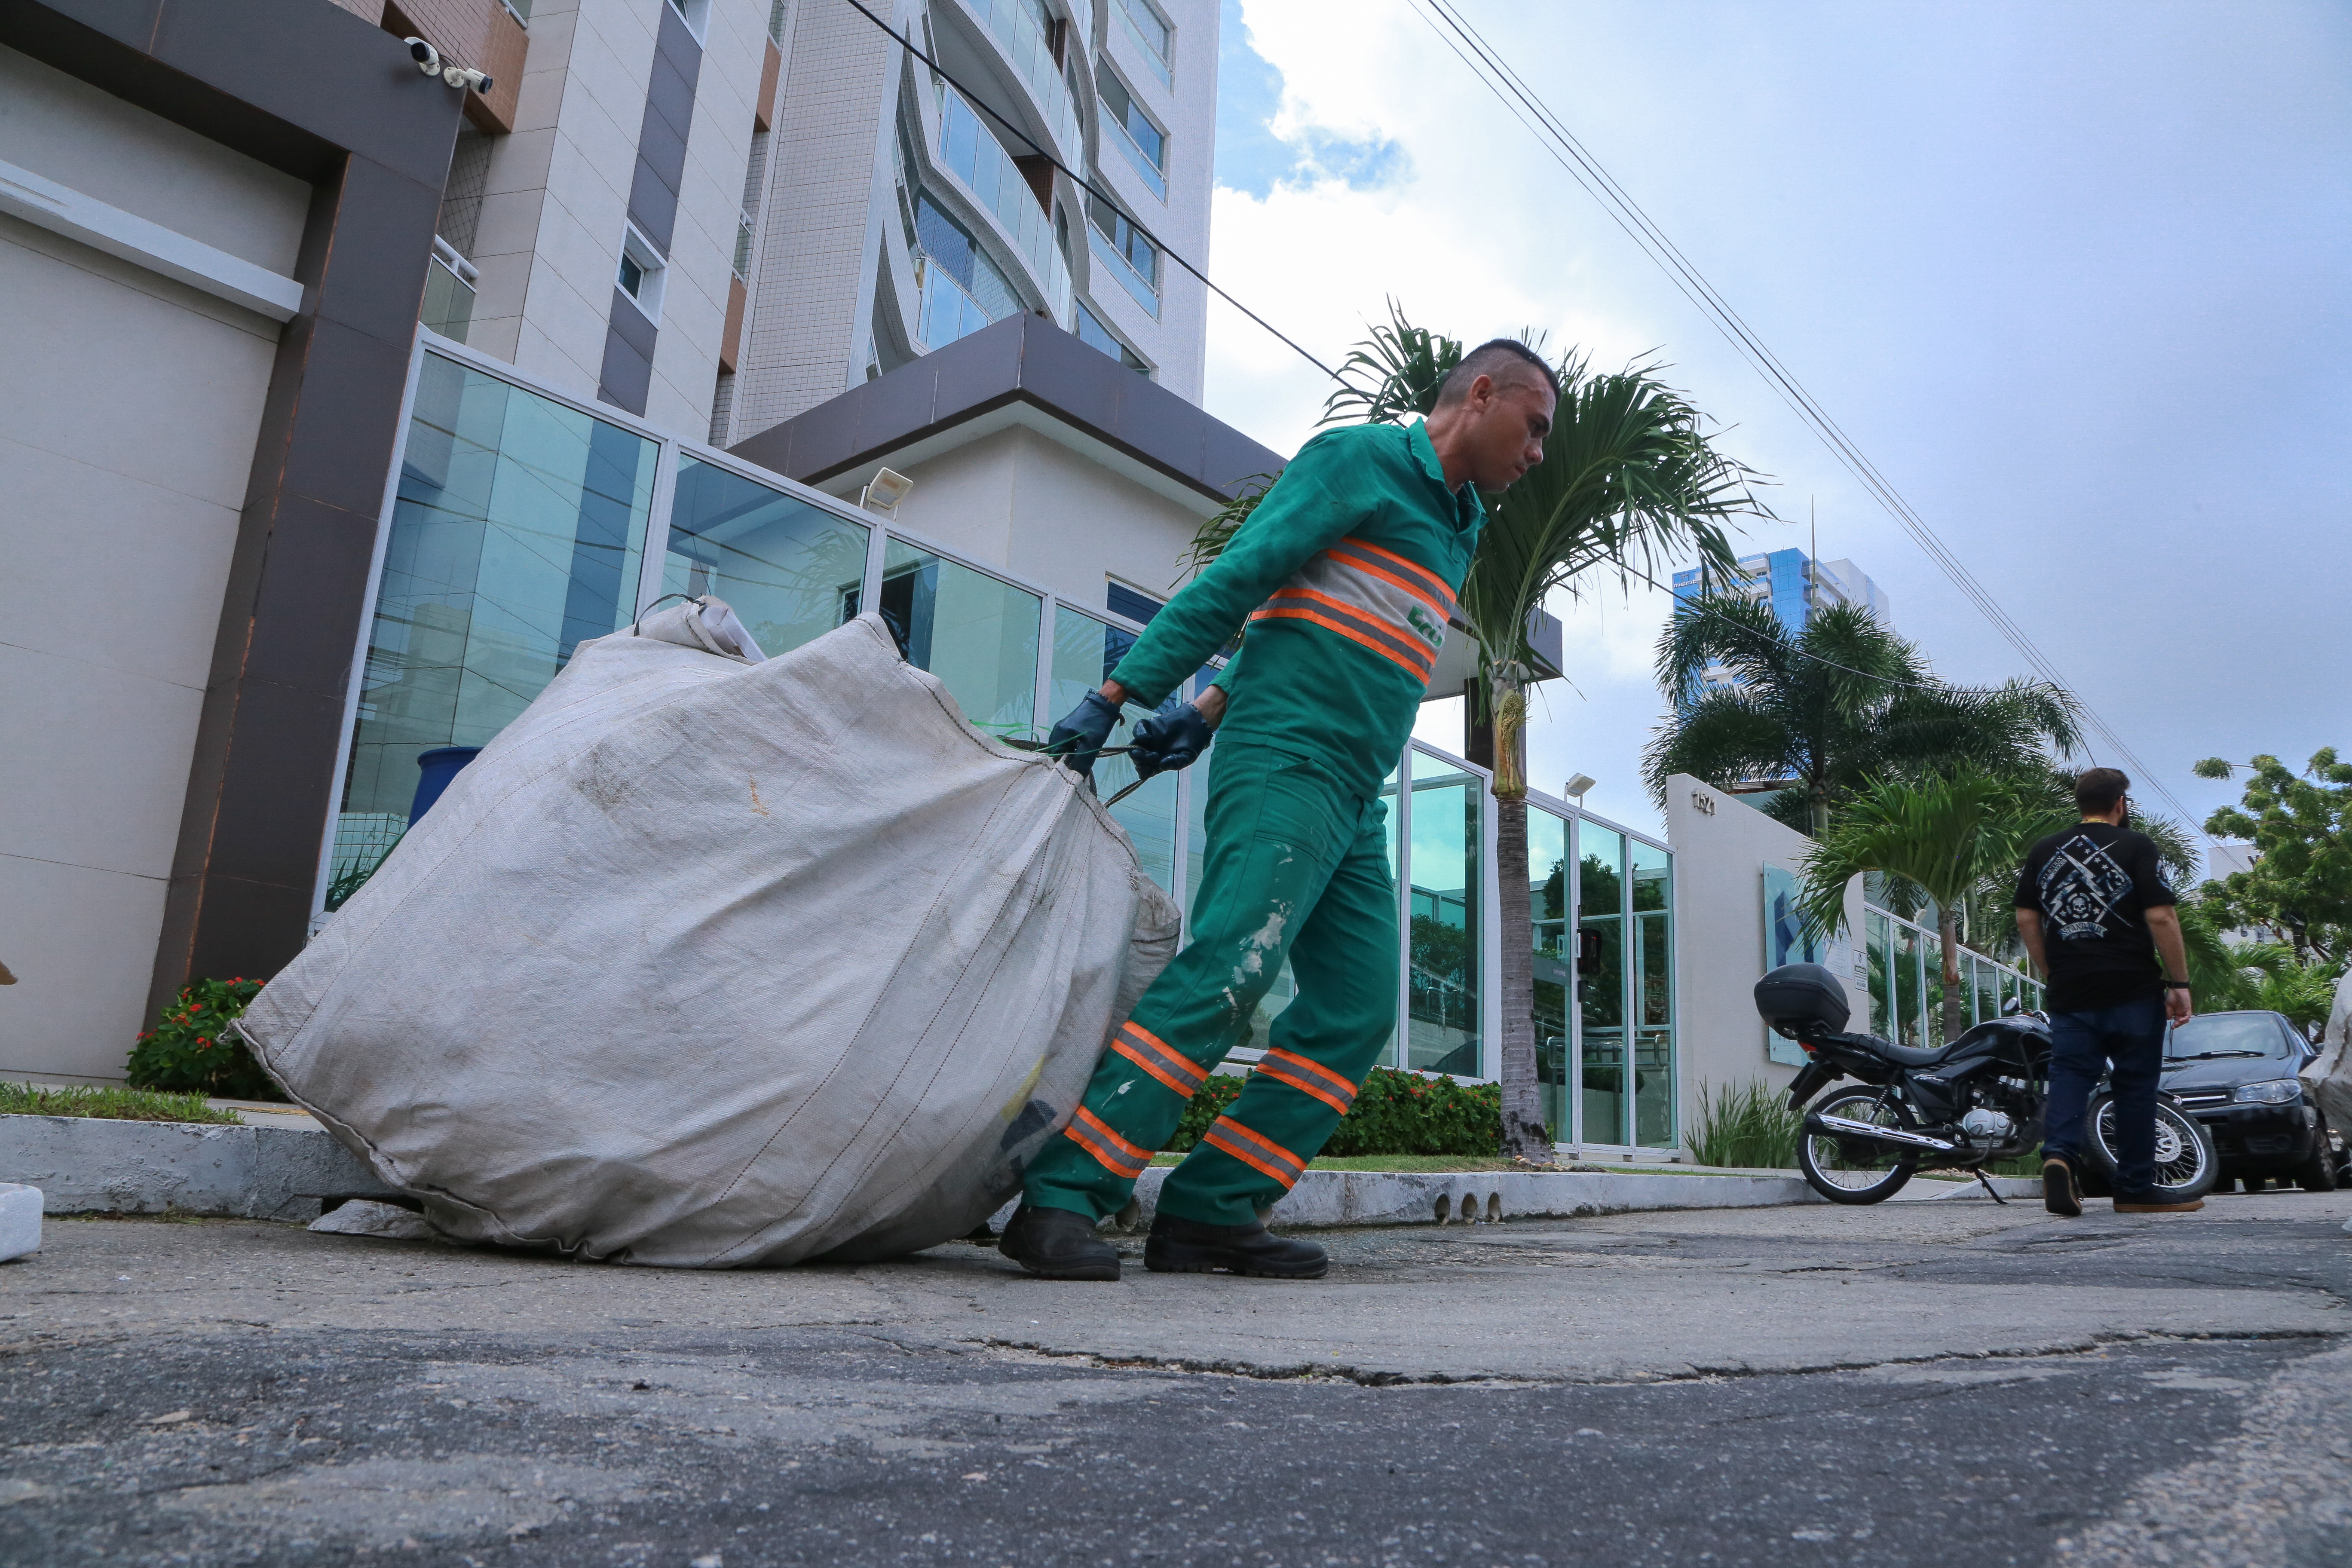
[0,1115,397,1222]
[992,1165,1828,1233]
[0,1182,39,1260]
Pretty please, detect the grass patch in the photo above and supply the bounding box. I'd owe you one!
[1687,1079,1804,1171]
[0,1083,242,1124]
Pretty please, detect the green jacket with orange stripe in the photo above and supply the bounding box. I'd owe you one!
[1109,419,1486,804]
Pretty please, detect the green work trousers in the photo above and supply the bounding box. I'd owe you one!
[1023,740,1399,1228]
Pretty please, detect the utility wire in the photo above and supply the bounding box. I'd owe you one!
[835,0,1345,383]
[1405,0,2214,843]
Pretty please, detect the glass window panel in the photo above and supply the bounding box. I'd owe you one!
[1922,928,1945,1049]
[1579,823,1626,1145]
[1528,806,1570,1143]
[665,459,867,658]
[1630,839,1669,912]
[1406,769,1480,1077]
[333,354,657,888]
[1635,1029,1675,1148]
[1892,922,1922,1049]
[1972,953,2000,1028]
[1866,909,1893,1038]
[879,540,1039,739]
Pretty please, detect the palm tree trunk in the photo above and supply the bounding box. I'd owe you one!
[1488,669,1549,1162]
[1938,903,1965,1044]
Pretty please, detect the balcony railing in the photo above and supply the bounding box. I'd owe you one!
[959,0,1083,163]
[934,86,1071,323]
[1087,221,1158,317]
[1102,113,1166,201]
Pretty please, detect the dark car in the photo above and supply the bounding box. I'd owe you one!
[2162,1011,2347,1193]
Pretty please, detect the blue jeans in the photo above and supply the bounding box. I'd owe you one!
[2045,994,2167,1200]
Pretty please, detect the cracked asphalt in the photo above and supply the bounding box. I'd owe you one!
[2,1190,2346,1566]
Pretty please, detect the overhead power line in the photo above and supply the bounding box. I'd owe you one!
[1403,0,2215,844]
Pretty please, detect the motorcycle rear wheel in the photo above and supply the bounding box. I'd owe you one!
[2086,1092,2220,1202]
[1798,1089,1917,1205]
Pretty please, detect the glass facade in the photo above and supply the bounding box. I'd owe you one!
[932,86,1071,321]
[1528,806,1571,1142]
[332,352,656,888]
[1860,904,2043,1048]
[1406,749,1481,1075]
[1631,838,1674,1148]
[665,458,867,657]
[879,540,1040,739]
[1577,822,1627,1146]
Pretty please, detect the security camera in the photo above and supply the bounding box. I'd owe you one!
[405,36,440,74]
[442,64,494,92]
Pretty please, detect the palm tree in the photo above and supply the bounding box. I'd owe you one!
[1644,591,2082,836]
[1795,771,2046,1044]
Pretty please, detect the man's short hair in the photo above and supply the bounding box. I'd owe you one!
[2076,766,2130,815]
[1434,339,1559,408]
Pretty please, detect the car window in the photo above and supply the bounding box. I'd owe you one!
[2168,1013,2297,1059]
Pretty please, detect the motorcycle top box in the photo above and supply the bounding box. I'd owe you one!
[1755,963,1851,1038]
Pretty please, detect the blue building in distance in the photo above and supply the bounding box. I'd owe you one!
[1670,548,1893,698]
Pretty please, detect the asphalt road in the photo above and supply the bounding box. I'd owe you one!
[2,1190,2346,1568]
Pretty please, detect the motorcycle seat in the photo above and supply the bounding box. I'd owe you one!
[1863,1038,1963,1069]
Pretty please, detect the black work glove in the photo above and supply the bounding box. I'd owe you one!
[1045,689,1123,789]
[1129,702,1212,781]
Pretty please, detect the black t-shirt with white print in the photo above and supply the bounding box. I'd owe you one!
[2012,822,2177,1011]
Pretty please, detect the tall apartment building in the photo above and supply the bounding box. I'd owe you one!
[377,0,1214,442]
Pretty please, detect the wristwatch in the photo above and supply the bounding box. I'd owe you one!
[2162,980,2193,990]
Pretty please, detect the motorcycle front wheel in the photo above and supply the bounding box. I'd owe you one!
[2086,1092,2220,1202]
[1798,1089,1917,1204]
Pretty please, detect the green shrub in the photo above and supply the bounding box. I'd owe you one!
[1687,1078,1803,1170]
[125,977,283,1101]
[0,1083,241,1124]
[1161,1065,1501,1158]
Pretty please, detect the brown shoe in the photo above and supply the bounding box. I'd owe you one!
[2043,1157,2082,1218]
[2114,1197,2205,1213]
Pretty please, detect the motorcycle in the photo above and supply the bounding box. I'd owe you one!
[1755,963,2218,1206]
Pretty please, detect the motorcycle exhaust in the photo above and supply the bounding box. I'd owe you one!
[1807,1112,1959,1155]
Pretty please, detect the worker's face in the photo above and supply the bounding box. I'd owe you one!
[1460,370,1555,490]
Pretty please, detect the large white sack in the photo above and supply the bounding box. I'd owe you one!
[239,611,1179,1266]
[2303,968,2352,1135]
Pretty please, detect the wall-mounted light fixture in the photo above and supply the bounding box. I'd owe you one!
[1563,772,1597,805]
[860,467,914,515]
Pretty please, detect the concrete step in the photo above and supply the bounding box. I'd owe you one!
[0,1114,395,1222]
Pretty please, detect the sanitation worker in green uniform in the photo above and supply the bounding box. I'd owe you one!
[1002,340,1559,1281]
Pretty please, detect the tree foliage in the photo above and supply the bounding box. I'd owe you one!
[2193,749,2352,964]
[1644,591,2082,836]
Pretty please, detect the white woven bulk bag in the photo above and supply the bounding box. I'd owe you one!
[238,610,1178,1266]
[2303,968,2352,1137]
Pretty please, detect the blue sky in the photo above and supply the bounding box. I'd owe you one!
[1200,0,2351,849]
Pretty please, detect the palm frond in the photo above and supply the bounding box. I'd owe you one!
[1320,298,1463,428]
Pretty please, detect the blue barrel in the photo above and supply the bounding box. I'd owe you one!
[409,746,484,826]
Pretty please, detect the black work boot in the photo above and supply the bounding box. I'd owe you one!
[1144,1213,1327,1279]
[2042,1156,2082,1218]
[999,1204,1120,1281]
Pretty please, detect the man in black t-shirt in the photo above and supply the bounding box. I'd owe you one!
[2015,767,2199,1216]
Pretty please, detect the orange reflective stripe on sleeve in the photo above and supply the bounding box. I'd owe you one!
[1063,1105,1152,1179]
[1111,1021,1210,1098]
[1200,1114,1309,1190]
[1254,1048,1358,1115]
